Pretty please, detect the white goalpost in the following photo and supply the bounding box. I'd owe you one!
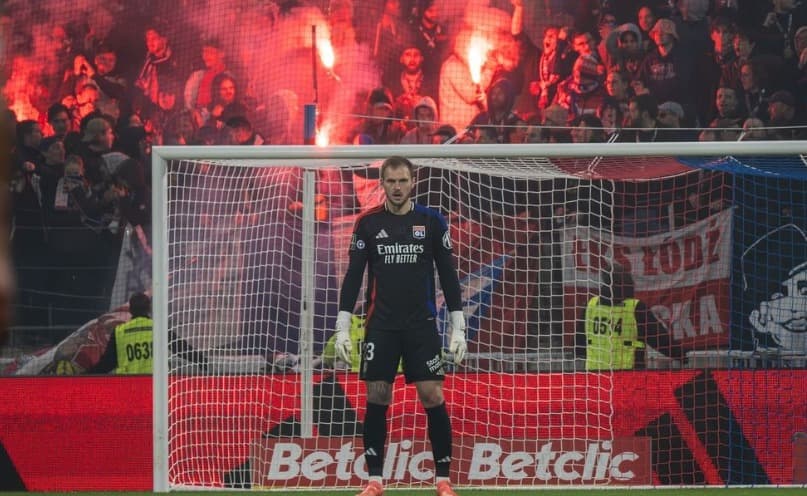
[152,142,807,492]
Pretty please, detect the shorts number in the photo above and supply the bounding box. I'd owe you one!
[363,342,375,361]
[125,341,152,361]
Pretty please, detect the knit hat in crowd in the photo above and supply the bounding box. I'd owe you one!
[650,18,678,41]
[367,87,394,110]
[658,101,685,120]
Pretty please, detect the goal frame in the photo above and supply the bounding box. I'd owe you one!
[151,141,807,492]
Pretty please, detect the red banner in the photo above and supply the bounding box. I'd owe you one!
[563,209,732,350]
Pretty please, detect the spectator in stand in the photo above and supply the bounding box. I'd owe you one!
[357,87,405,145]
[639,18,695,109]
[570,114,606,143]
[656,100,684,129]
[184,38,230,127]
[708,17,738,96]
[487,4,527,107]
[76,117,116,204]
[134,21,183,116]
[411,0,448,91]
[675,0,712,54]
[555,54,607,117]
[11,121,50,331]
[112,158,150,228]
[730,29,766,89]
[637,5,659,53]
[621,93,660,142]
[163,109,199,146]
[656,100,697,141]
[604,68,632,116]
[571,31,606,81]
[143,76,183,141]
[766,89,802,140]
[116,126,150,166]
[387,45,433,127]
[222,116,265,146]
[438,28,492,132]
[38,139,65,210]
[40,138,66,177]
[468,77,521,144]
[504,117,528,143]
[45,103,73,142]
[607,23,645,82]
[521,114,545,143]
[529,25,575,110]
[597,13,618,70]
[205,74,248,130]
[542,102,572,143]
[596,98,623,141]
[738,61,772,121]
[63,80,101,131]
[712,86,745,125]
[374,0,411,87]
[74,45,129,122]
[401,96,439,144]
[758,0,807,61]
[12,120,44,169]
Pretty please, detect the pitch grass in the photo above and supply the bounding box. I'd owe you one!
[7,490,807,496]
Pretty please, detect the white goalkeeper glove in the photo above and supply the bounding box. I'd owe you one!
[334,311,353,365]
[448,310,467,365]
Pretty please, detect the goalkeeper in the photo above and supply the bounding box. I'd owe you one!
[333,156,465,496]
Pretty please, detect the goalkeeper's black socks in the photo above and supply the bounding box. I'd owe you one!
[425,402,452,478]
[363,402,389,477]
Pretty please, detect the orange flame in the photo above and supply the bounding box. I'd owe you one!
[467,34,490,85]
[317,38,335,70]
[315,124,330,147]
[4,57,41,121]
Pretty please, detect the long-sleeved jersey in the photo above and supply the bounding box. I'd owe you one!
[338,201,463,331]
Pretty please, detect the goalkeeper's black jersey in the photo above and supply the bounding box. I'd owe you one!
[338,201,463,331]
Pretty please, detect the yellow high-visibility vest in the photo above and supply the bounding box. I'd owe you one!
[584,297,644,370]
[113,316,153,374]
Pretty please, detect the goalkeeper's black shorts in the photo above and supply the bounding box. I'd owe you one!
[360,325,445,384]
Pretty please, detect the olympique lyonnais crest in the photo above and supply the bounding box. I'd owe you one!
[413,225,426,239]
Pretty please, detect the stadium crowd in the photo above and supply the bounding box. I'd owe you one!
[3,0,807,352]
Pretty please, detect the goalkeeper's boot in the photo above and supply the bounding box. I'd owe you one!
[356,480,384,496]
[436,480,458,496]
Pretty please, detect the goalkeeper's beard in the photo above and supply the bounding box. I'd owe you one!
[386,194,410,212]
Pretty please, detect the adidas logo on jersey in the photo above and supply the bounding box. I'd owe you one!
[375,229,389,239]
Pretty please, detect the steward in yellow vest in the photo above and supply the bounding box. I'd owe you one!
[90,293,153,374]
[576,266,681,370]
[584,296,643,370]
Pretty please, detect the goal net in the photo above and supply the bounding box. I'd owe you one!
[152,142,807,491]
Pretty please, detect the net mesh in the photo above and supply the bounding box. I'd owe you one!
[160,152,806,489]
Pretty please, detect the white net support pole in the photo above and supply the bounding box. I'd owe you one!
[153,152,170,493]
[300,168,317,438]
